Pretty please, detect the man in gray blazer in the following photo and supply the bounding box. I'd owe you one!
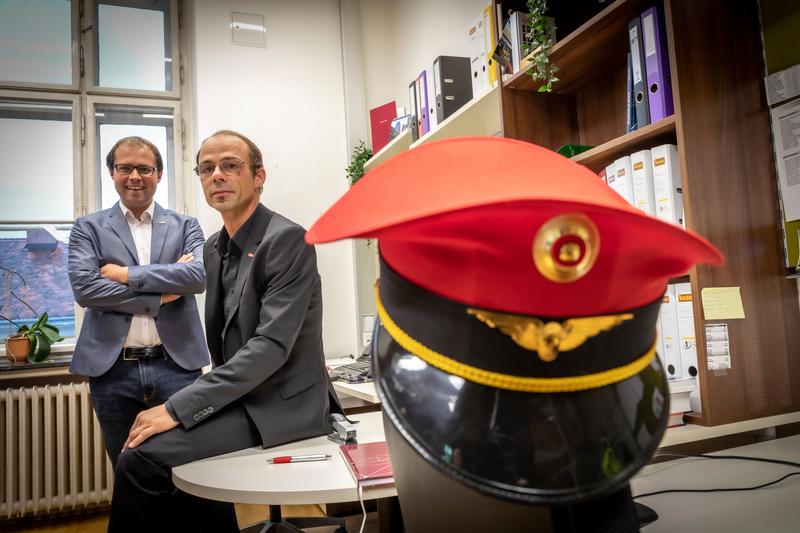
[106,130,342,532]
[68,136,208,469]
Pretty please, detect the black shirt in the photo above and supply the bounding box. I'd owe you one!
[215,209,259,361]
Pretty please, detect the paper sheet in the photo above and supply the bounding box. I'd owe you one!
[701,287,745,320]
[705,323,731,371]
[771,99,800,221]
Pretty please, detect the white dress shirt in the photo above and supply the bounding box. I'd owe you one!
[119,202,163,348]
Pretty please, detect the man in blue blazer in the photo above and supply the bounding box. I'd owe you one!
[68,136,208,469]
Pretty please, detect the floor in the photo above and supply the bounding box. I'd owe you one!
[4,504,380,533]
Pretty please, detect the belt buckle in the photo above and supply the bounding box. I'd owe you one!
[122,350,140,361]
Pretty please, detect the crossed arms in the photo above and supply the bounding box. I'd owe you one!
[68,216,206,316]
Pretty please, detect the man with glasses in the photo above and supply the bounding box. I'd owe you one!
[68,136,208,472]
[105,130,342,531]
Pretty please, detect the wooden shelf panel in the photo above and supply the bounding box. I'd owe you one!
[410,83,501,149]
[363,128,411,173]
[503,0,652,93]
[570,115,677,172]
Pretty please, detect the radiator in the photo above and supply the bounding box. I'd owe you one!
[0,383,113,519]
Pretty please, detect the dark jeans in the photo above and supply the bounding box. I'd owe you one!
[108,401,262,533]
[89,355,201,470]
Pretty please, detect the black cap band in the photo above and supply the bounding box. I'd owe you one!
[378,258,662,392]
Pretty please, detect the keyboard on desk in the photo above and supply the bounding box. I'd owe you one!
[330,359,373,383]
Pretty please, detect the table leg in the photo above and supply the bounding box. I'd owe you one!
[377,496,404,533]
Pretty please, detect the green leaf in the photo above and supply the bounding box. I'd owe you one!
[30,312,46,331]
[40,323,64,344]
[26,331,51,363]
[346,140,373,186]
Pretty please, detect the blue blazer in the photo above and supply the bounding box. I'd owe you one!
[68,203,209,377]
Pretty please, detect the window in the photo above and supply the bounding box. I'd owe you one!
[0,0,76,87]
[92,101,179,210]
[0,0,190,351]
[92,0,178,95]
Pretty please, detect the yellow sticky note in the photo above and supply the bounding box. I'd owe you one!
[701,287,745,320]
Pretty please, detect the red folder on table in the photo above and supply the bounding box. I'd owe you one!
[641,6,673,122]
[369,101,397,153]
[340,441,394,488]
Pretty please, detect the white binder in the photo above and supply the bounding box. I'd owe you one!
[467,14,488,97]
[631,149,656,216]
[675,282,699,379]
[651,144,684,227]
[613,155,635,205]
[659,284,683,379]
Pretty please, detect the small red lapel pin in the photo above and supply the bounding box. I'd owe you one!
[247,252,255,258]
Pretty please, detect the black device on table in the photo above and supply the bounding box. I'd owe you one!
[330,341,374,383]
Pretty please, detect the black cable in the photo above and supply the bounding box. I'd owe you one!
[653,451,800,469]
[634,471,800,499]
[634,450,800,499]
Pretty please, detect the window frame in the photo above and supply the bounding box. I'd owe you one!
[84,94,188,214]
[0,90,82,223]
[83,0,182,100]
[0,0,81,92]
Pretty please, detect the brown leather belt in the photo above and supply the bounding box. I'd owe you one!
[120,345,167,361]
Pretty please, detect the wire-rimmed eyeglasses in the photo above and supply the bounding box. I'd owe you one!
[194,158,250,179]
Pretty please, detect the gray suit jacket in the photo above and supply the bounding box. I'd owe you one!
[68,202,209,377]
[168,204,342,447]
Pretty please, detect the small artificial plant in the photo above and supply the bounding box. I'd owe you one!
[1,268,64,362]
[525,0,559,92]
[346,140,373,187]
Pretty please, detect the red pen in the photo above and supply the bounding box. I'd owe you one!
[267,453,331,464]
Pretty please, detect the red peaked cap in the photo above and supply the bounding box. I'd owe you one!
[306,136,723,317]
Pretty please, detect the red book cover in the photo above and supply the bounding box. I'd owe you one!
[369,101,397,153]
[340,441,394,487]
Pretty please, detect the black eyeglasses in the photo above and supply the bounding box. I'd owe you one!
[114,164,157,177]
[194,158,250,179]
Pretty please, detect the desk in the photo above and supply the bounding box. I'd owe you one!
[172,411,396,506]
[631,434,800,532]
[174,404,800,531]
[326,357,381,404]
[333,380,380,404]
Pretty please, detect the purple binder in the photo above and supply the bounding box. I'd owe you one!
[641,6,673,122]
[418,71,430,135]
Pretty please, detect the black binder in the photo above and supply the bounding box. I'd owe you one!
[433,56,473,123]
[408,81,419,142]
[627,17,650,129]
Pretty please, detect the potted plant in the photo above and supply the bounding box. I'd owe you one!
[2,268,64,363]
[346,140,373,187]
[524,0,559,92]
[3,312,65,363]
[346,140,375,248]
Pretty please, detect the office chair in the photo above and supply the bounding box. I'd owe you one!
[239,504,347,533]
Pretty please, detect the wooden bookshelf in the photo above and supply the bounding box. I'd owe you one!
[503,0,655,93]
[571,115,676,172]
[495,0,800,426]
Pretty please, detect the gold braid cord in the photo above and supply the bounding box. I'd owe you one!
[374,283,655,393]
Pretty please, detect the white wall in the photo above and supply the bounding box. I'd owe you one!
[358,0,488,115]
[190,0,358,357]
[340,0,488,347]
